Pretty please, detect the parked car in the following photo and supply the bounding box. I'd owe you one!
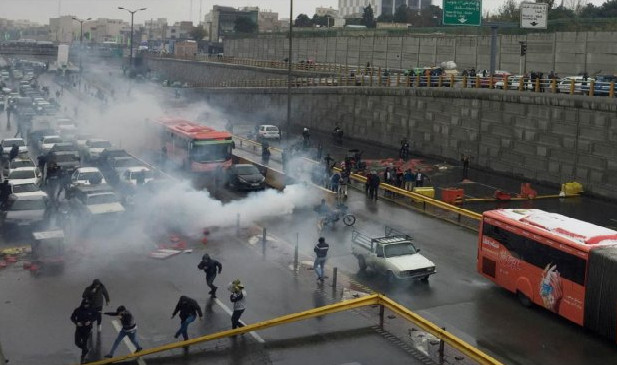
[557,76,594,94]
[9,181,43,194]
[47,151,80,173]
[82,139,112,163]
[351,227,436,282]
[2,157,36,177]
[225,164,266,191]
[68,185,125,224]
[1,137,28,157]
[495,75,534,90]
[120,166,154,186]
[38,135,63,154]
[70,167,107,187]
[580,75,617,96]
[0,192,48,232]
[6,167,41,186]
[257,125,281,141]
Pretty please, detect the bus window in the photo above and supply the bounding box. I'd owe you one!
[190,141,232,163]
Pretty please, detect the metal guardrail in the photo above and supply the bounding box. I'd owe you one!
[151,54,617,97]
[189,74,616,97]
[85,293,503,365]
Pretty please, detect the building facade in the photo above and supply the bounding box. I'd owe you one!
[338,0,431,18]
[205,6,258,43]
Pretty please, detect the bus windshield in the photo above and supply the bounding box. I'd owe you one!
[191,141,232,163]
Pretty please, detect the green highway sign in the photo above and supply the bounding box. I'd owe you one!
[443,0,482,26]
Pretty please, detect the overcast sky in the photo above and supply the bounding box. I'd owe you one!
[1,0,609,25]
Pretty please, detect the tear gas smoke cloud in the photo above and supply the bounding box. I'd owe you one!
[69,67,320,239]
[139,181,320,236]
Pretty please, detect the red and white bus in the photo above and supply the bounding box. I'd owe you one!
[155,118,233,173]
[477,209,617,342]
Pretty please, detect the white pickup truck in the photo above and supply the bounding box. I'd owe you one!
[351,227,436,282]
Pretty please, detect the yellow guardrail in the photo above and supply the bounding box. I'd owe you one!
[85,293,503,365]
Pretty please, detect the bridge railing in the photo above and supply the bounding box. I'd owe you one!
[150,54,616,97]
[182,73,615,97]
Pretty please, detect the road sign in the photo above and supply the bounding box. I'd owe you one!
[443,0,482,27]
[520,2,548,29]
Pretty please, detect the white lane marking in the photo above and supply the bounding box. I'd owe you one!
[213,298,266,343]
[111,320,147,365]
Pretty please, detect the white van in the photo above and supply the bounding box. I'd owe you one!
[258,125,281,141]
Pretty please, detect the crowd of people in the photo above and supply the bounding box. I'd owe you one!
[69,253,247,364]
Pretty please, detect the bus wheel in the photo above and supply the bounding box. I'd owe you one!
[517,291,532,307]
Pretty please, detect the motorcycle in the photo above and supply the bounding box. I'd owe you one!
[318,203,356,231]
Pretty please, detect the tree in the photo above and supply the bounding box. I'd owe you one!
[563,0,589,15]
[377,14,394,23]
[189,26,207,41]
[362,5,375,28]
[537,0,556,10]
[394,4,410,23]
[489,0,520,22]
[234,17,258,33]
[294,14,313,27]
[549,5,575,19]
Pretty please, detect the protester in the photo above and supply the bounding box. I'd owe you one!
[71,299,97,364]
[228,280,247,330]
[313,237,330,283]
[198,254,223,298]
[82,279,110,333]
[171,296,203,341]
[104,306,142,358]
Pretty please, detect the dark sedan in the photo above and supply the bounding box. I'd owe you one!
[226,164,266,191]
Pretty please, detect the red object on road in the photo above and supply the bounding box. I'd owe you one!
[22,261,32,270]
[494,190,512,201]
[0,261,7,269]
[5,255,17,263]
[441,188,464,205]
[520,183,537,199]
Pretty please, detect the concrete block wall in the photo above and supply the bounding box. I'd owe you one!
[194,87,617,199]
[224,31,617,75]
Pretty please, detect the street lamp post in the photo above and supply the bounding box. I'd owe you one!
[72,17,91,73]
[118,6,147,70]
[286,0,293,144]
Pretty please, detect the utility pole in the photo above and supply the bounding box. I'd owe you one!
[286,0,293,143]
[72,17,91,88]
[118,6,147,70]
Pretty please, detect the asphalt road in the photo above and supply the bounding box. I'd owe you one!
[2,60,617,365]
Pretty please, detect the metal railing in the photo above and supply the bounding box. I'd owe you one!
[183,73,615,98]
[86,293,503,365]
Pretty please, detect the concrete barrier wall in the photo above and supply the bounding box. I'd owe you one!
[192,87,617,200]
[224,32,617,75]
[145,57,333,84]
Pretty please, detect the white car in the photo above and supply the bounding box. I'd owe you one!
[56,118,77,131]
[7,167,41,186]
[494,75,534,90]
[257,124,281,141]
[121,167,154,186]
[3,157,36,177]
[71,167,107,186]
[1,192,48,228]
[38,135,62,154]
[75,134,94,149]
[82,139,112,162]
[1,138,28,157]
[557,76,594,94]
[9,181,43,195]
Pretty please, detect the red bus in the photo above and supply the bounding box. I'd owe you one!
[156,118,233,173]
[477,209,617,342]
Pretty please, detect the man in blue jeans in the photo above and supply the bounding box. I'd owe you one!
[104,305,142,358]
[313,237,330,283]
[171,296,203,341]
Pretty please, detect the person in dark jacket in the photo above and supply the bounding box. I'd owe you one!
[261,142,271,165]
[104,305,142,358]
[71,299,97,364]
[82,279,110,333]
[8,144,18,161]
[0,180,10,208]
[171,295,203,341]
[313,237,329,283]
[198,254,223,298]
[368,170,380,200]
